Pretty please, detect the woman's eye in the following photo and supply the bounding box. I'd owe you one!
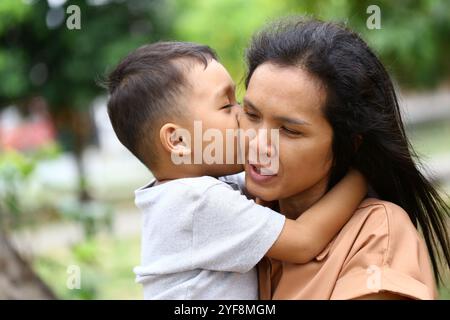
[281,126,301,136]
[244,110,259,121]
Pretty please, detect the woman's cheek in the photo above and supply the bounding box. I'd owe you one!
[299,139,333,183]
[279,142,304,176]
[239,118,255,159]
[280,138,324,181]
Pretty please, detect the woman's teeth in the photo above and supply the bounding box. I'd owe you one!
[251,164,277,176]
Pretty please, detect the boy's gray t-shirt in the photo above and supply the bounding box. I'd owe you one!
[133,173,285,299]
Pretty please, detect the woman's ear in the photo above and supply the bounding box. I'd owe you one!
[159,123,192,158]
[354,134,363,152]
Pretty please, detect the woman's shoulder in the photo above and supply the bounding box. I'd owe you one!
[350,197,416,236]
[356,197,409,218]
[330,198,437,299]
[318,198,416,262]
[342,197,427,259]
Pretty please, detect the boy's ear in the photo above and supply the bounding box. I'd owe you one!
[159,123,192,157]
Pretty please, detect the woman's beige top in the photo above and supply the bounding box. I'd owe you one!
[258,198,438,300]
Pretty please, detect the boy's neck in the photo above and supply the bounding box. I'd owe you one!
[153,166,204,182]
[154,179,171,185]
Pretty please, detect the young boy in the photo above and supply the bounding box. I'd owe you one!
[106,41,367,299]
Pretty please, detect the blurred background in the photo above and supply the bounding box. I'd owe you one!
[0,0,449,299]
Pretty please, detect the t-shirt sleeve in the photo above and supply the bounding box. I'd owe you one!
[218,172,245,189]
[331,202,437,300]
[219,172,253,199]
[190,181,285,273]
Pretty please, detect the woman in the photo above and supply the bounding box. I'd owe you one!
[239,17,450,299]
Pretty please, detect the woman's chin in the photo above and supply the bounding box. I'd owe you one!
[245,180,278,202]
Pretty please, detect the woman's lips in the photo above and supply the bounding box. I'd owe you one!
[247,163,277,184]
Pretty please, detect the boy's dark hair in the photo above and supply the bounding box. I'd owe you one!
[106,41,217,169]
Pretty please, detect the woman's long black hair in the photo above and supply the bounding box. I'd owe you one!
[245,17,450,282]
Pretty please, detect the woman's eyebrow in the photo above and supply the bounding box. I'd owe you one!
[243,98,260,112]
[243,98,310,125]
[274,115,311,126]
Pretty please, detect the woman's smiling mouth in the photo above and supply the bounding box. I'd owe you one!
[247,162,278,184]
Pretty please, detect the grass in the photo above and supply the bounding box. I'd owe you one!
[33,234,142,300]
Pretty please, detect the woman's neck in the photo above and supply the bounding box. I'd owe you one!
[278,176,329,220]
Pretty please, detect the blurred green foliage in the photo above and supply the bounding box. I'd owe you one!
[0,144,60,230]
[171,0,290,95]
[0,0,171,112]
[288,0,450,89]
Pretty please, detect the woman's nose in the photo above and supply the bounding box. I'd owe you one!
[249,129,275,160]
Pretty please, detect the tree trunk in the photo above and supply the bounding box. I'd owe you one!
[0,232,55,299]
[52,107,96,202]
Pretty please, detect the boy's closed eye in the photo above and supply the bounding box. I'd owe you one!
[220,104,234,110]
[220,101,240,113]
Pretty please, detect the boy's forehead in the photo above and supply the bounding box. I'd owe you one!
[188,59,235,94]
